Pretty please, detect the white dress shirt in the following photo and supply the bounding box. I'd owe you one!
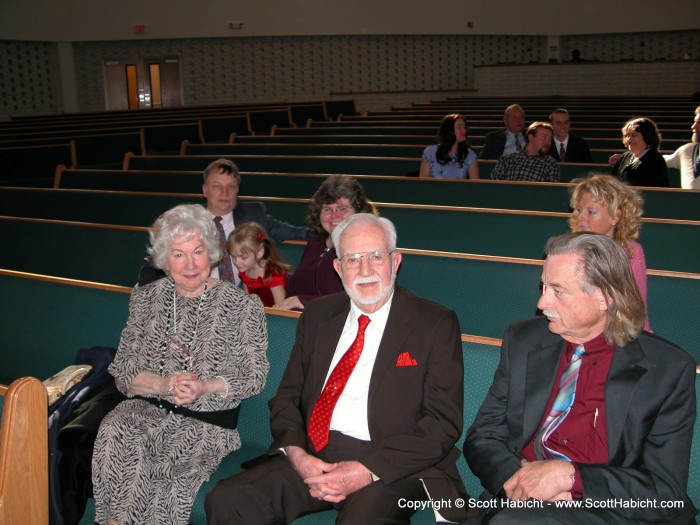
[326,294,394,441]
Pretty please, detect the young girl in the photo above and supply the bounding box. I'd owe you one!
[227,222,293,307]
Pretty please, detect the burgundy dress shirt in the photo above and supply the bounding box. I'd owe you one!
[522,332,614,497]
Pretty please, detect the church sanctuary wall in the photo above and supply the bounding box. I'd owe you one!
[0,1,699,118]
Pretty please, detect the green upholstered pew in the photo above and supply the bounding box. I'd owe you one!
[0,143,73,187]
[233,134,431,145]
[181,141,425,159]
[51,170,700,222]
[0,217,149,288]
[3,189,699,273]
[124,153,420,177]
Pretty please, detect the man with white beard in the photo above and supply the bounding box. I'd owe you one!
[206,213,475,525]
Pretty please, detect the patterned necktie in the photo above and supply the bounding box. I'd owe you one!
[559,142,566,162]
[514,134,522,152]
[534,345,585,461]
[213,216,235,283]
[307,314,371,452]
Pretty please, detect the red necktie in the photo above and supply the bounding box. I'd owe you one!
[307,314,371,452]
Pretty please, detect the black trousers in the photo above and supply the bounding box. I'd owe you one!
[205,432,426,525]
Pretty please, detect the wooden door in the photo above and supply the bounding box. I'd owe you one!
[103,57,182,111]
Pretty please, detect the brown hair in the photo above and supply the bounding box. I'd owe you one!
[227,222,292,278]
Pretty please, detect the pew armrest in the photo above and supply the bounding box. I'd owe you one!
[0,377,49,525]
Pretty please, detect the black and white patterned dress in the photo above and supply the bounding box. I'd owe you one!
[92,278,268,525]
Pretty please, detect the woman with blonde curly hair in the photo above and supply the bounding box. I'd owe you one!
[568,174,651,331]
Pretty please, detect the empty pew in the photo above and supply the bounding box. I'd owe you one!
[180,141,424,159]
[199,115,249,143]
[124,153,420,177]
[71,131,142,168]
[0,143,73,187]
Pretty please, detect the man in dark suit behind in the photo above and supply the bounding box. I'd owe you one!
[206,213,474,524]
[478,104,527,160]
[547,108,594,163]
[463,232,697,525]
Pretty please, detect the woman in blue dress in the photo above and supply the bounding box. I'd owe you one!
[419,113,479,179]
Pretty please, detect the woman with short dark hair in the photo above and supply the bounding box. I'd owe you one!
[611,117,669,187]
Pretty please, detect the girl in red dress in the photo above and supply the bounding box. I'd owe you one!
[227,222,293,307]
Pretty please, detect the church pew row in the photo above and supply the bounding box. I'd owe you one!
[306,120,691,140]
[1,218,698,359]
[4,188,699,273]
[0,103,328,137]
[179,140,679,180]
[46,169,700,221]
[2,269,700,524]
[271,126,688,151]
[120,153,617,184]
[125,152,422,177]
[0,143,73,187]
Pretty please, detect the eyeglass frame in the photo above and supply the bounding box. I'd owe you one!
[320,205,354,216]
[336,249,396,268]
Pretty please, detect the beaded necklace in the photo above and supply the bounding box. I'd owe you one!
[159,280,209,375]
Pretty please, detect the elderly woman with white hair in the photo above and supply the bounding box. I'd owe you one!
[92,204,269,525]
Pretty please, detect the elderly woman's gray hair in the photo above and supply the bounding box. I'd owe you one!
[331,213,397,255]
[545,231,646,347]
[148,204,221,271]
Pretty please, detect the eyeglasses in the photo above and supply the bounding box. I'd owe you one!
[338,250,394,268]
[320,205,354,216]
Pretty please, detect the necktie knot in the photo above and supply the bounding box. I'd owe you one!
[214,216,223,224]
[357,314,371,333]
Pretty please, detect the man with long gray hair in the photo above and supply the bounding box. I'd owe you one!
[464,232,696,524]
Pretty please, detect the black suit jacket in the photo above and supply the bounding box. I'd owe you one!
[464,317,697,524]
[478,129,526,160]
[268,286,470,522]
[548,134,594,163]
[612,150,670,187]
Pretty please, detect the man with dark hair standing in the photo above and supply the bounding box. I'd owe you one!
[463,232,697,525]
[207,213,473,525]
[491,122,560,182]
[547,108,594,163]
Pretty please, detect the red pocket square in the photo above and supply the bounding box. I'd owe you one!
[396,352,418,367]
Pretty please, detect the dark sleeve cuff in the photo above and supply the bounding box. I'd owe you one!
[571,463,584,499]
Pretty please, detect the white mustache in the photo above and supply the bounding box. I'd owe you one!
[353,275,381,285]
[542,309,560,319]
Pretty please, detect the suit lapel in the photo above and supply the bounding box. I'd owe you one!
[522,336,565,445]
[368,288,411,402]
[604,340,648,461]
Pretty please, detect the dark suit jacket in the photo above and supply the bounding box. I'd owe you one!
[478,130,508,160]
[479,129,526,160]
[612,150,670,187]
[234,201,310,243]
[136,201,309,286]
[268,286,470,522]
[464,317,697,524]
[547,134,594,163]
